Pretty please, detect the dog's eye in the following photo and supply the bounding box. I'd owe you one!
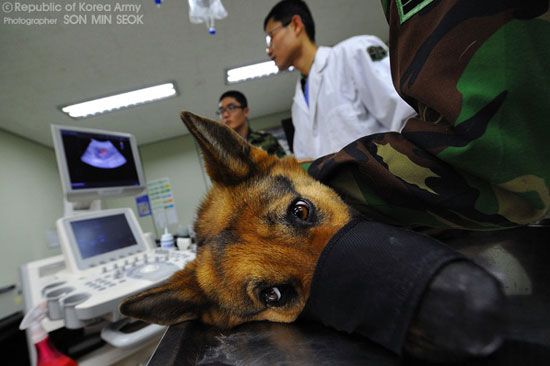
[260,285,296,307]
[286,198,316,226]
[291,200,310,221]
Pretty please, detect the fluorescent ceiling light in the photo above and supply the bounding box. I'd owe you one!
[226,61,294,84]
[61,82,178,119]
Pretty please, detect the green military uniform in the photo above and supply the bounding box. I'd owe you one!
[308,0,549,230]
[247,128,287,158]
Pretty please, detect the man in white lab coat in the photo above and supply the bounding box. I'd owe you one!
[264,0,415,160]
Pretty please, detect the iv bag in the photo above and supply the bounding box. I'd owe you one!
[188,0,228,35]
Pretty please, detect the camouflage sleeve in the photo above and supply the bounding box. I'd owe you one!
[264,135,287,158]
[309,1,549,230]
[249,131,287,158]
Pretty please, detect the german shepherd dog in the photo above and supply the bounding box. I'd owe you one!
[120,112,503,361]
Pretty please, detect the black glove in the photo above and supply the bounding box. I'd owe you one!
[303,218,505,361]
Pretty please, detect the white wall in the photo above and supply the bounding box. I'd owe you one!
[0,130,64,317]
[0,110,290,319]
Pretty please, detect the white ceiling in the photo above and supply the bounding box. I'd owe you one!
[0,0,388,147]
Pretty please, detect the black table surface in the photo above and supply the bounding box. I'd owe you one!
[147,225,550,366]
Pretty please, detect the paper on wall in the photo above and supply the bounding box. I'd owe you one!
[147,177,179,231]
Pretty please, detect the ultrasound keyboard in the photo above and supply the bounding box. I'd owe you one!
[39,247,194,328]
[22,208,197,331]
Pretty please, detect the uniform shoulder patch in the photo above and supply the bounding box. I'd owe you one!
[396,0,435,24]
[367,46,388,61]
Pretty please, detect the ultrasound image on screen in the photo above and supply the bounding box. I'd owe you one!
[70,214,137,259]
[81,139,127,169]
[61,130,140,189]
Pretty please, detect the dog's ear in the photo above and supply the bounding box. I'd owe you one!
[180,111,274,186]
[119,264,207,325]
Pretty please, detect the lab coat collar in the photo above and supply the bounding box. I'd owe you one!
[305,47,330,130]
[313,47,330,73]
[292,47,331,122]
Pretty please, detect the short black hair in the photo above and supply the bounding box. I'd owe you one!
[219,90,248,108]
[263,0,315,43]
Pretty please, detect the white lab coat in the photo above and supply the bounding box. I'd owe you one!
[291,35,416,160]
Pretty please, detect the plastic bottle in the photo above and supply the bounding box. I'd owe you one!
[160,227,175,249]
[188,0,227,35]
[19,301,78,366]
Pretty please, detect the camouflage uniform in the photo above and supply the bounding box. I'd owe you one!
[309,0,549,230]
[247,128,287,158]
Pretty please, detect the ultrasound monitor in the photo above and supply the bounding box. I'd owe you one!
[51,124,145,202]
[56,208,148,273]
[71,214,136,259]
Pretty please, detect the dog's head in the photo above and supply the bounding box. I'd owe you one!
[120,112,351,328]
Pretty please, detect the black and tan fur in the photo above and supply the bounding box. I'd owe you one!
[120,111,351,327]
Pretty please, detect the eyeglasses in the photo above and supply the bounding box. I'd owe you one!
[216,103,244,116]
[265,20,291,48]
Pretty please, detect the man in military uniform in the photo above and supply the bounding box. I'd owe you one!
[217,90,287,158]
[308,0,549,230]
[298,2,547,359]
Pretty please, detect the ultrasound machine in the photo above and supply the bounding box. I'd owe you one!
[19,125,195,365]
